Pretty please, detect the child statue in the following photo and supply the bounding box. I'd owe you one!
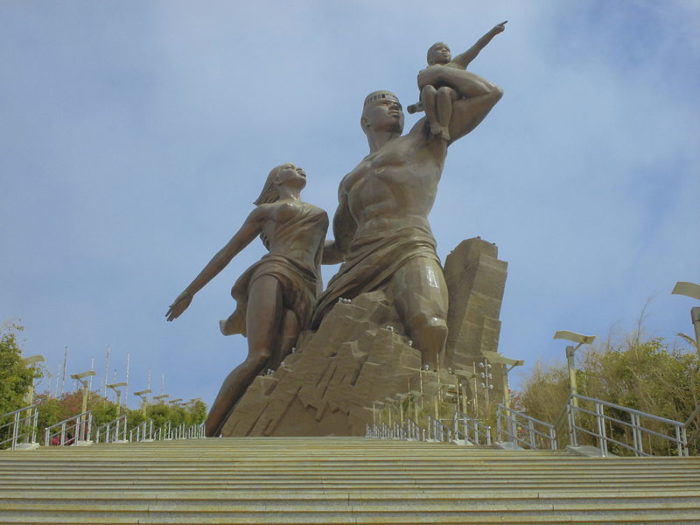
[408,21,507,141]
[166,164,328,436]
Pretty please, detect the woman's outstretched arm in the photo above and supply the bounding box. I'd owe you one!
[166,206,267,321]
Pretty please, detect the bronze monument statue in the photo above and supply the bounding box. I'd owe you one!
[167,164,328,436]
[409,21,507,141]
[313,25,504,371]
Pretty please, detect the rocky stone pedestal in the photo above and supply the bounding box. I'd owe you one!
[220,237,509,437]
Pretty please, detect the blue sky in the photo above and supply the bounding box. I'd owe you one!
[2,1,698,409]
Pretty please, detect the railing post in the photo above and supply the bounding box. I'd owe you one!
[11,412,20,450]
[527,419,536,449]
[677,424,688,457]
[631,413,643,456]
[550,426,558,451]
[32,407,38,445]
[567,402,577,447]
[496,406,502,442]
[595,401,608,457]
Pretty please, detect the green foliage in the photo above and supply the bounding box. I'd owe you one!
[0,323,42,416]
[519,335,700,455]
[34,389,207,441]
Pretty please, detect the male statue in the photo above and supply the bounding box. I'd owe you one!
[312,47,503,370]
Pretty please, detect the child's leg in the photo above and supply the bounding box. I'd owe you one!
[441,68,491,99]
[421,85,442,136]
[436,87,457,141]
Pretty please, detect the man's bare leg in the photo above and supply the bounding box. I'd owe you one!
[388,257,448,369]
[205,275,283,437]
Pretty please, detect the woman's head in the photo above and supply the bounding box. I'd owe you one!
[253,163,307,205]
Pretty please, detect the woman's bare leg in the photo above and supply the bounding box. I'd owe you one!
[267,309,300,371]
[205,275,283,437]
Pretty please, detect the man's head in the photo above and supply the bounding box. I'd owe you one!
[427,42,451,65]
[360,90,404,136]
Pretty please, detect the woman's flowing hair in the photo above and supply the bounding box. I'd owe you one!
[253,165,283,206]
[253,165,284,249]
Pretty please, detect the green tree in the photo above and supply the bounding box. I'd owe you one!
[0,323,42,415]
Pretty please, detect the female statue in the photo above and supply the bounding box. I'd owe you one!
[166,163,328,436]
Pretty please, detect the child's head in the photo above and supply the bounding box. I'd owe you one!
[427,42,451,65]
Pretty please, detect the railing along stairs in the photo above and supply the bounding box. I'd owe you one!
[557,393,691,457]
[366,393,699,457]
[0,405,39,450]
[453,411,492,446]
[94,415,128,444]
[497,404,557,450]
[44,411,92,447]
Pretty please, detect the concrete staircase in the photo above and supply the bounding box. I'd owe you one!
[1,437,699,524]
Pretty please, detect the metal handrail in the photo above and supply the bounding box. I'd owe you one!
[95,415,128,443]
[452,411,492,446]
[566,393,688,457]
[0,405,39,450]
[146,421,204,441]
[44,411,92,446]
[128,419,154,442]
[496,404,557,450]
[427,415,452,442]
[405,418,421,440]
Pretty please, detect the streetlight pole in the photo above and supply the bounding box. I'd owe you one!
[672,281,700,355]
[70,370,96,443]
[553,331,595,408]
[134,389,152,417]
[22,355,45,406]
[481,351,524,409]
[107,382,128,415]
[71,370,96,415]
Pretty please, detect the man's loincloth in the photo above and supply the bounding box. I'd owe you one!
[311,224,439,328]
[220,254,318,336]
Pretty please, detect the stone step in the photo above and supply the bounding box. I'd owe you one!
[1,437,698,524]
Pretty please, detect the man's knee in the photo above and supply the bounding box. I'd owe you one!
[409,312,447,347]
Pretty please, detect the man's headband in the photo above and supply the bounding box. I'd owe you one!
[363,91,400,107]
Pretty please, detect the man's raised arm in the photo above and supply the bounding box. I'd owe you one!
[447,73,503,145]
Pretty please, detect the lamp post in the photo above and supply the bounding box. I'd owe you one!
[374,401,385,427]
[71,370,96,443]
[22,355,45,406]
[107,382,128,415]
[71,370,96,415]
[452,370,475,415]
[672,281,700,356]
[153,394,170,404]
[553,330,595,407]
[481,351,524,409]
[134,389,152,417]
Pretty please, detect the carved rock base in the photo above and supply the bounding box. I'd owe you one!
[220,291,446,436]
